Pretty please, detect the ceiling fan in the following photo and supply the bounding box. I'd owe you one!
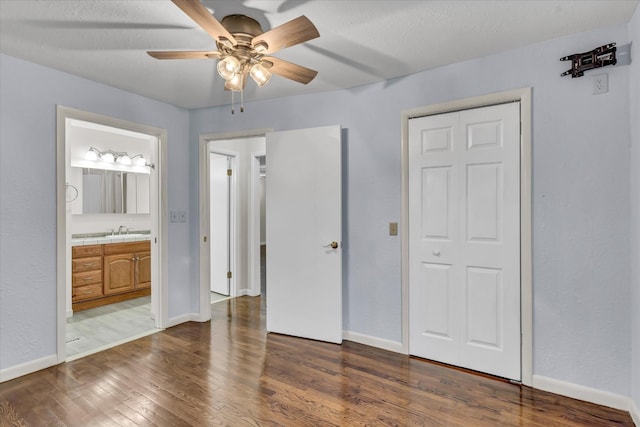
[147,0,319,92]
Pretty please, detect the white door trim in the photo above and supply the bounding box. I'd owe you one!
[400,87,533,386]
[55,105,169,363]
[249,150,266,296]
[198,129,271,320]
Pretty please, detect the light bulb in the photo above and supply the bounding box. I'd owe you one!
[85,149,98,161]
[135,156,146,166]
[217,56,240,80]
[101,152,115,163]
[249,63,271,87]
[118,154,131,165]
[225,72,244,92]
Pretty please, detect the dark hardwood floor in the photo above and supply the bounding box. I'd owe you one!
[0,296,634,426]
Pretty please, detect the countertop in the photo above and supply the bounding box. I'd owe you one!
[71,231,151,246]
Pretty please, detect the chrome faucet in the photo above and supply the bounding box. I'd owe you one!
[118,225,126,235]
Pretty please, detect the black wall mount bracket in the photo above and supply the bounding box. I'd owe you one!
[560,43,617,78]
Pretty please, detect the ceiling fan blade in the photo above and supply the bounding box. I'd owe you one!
[147,50,220,60]
[171,0,237,45]
[252,16,319,55]
[263,57,318,84]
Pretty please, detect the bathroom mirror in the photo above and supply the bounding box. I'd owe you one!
[75,167,150,214]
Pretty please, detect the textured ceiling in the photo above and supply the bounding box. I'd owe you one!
[1,0,637,109]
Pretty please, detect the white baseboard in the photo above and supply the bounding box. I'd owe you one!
[532,375,634,413]
[630,398,639,426]
[0,354,58,383]
[237,288,260,297]
[164,312,206,328]
[342,330,404,354]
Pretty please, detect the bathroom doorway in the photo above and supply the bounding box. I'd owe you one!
[56,106,167,362]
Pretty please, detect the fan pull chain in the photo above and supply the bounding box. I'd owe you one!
[229,90,245,114]
[231,90,235,114]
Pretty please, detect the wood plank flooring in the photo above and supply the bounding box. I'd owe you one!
[1,296,634,426]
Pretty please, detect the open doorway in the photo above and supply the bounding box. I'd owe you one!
[250,153,267,299]
[258,156,266,297]
[56,106,167,363]
[198,131,268,319]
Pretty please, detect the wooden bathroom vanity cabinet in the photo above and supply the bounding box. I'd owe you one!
[72,240,151,311]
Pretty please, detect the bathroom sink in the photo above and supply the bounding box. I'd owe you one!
[102,233,148,239]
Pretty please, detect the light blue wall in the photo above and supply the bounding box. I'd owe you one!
[628,3,640,411]
[191,24,633,395]
[0,54,191,370]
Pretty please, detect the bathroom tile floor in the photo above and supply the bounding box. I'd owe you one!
[66,296,161,360]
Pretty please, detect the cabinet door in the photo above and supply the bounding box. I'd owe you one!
[135,251,151,289]
[104,253,135,295]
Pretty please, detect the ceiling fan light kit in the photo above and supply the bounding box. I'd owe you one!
[147,0,320,113]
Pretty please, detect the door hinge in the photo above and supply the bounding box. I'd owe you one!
[227,271,232,279]
[227,169,232,176]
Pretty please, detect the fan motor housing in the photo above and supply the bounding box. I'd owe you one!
[221,15,262,41]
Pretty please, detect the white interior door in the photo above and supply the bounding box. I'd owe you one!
[266,125,342,344]
[408,102,521,380]
[210,153,230,296]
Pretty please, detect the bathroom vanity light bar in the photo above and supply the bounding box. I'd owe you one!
[85,147,154,168]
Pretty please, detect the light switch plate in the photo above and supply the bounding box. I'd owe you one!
[179,211,187,222]
[170,211,179,222]
[389,222,398,236]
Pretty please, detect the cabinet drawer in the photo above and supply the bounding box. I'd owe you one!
[72,256,102,272]
[72,245,103,258]
[104,241,150,255]
[72,270,102,287]
[72,283,103,302]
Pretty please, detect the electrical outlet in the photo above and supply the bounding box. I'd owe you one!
[179,211,187,223]
[170,211,179,222]
[592,73,608,94]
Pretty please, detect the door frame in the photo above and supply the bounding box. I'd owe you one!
[208,148,238,297]
[248,150,266,296]
[55,105,168,363]
[400,87,533,386]
[198,129,271,320]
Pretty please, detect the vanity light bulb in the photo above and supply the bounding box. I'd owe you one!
[101,152,115,163]
[135,156,147,166]
[85,149,98,161]
[118,154,131,165]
